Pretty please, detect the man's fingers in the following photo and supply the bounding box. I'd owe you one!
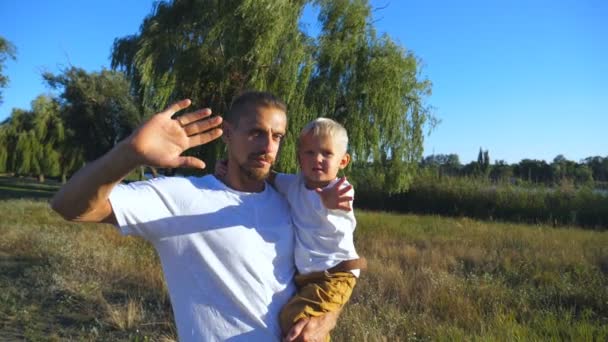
[177,156,206,169]
[183,115,222,136]
[178,108,214,127]
[283,318,309,342]
[163,99,191,117]
[188,128,223,147]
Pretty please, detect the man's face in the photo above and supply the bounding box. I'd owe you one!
[225,105,287,182]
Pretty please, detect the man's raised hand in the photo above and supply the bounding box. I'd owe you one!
[127,99,223,169]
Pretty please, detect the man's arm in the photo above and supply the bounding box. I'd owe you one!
[50,99,223,223]
[50,141,138,223]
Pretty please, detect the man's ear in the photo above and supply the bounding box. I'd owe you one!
[339,152,351,169]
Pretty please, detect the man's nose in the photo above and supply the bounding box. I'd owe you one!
[258,133,276,153]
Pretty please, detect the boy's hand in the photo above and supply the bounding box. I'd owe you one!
[315,177,353,211]
[215,159,228,177]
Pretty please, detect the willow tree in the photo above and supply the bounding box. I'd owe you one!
[0,36,17,105]
[304,0,434,192]
[31,95,64,182]
[1,108,34,174]
[0,96,64,181]
[112,0,434,191]
[111,0,314,172]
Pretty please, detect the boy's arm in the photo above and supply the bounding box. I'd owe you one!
[51,99,222,223]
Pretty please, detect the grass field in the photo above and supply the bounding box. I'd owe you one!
[1,176,607,341]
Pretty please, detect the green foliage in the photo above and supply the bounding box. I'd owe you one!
[358,172,608,229]
[111,0,433,190]
[0,36,17,105]
[0,96,65,180]
[44,68,142,163]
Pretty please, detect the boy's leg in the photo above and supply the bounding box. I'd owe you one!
[279,271,357,337]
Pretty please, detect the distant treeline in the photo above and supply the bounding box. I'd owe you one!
[349,153,608,229]
[418,150,608,186]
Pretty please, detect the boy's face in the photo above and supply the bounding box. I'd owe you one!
[298,132,350,189]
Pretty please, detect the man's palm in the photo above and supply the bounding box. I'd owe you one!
[128,99,223,169]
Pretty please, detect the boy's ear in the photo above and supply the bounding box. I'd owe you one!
[339,152,351,169]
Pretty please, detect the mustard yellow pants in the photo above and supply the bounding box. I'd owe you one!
[279,270,357,340]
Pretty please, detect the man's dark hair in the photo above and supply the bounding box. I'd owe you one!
[225,91,287,126]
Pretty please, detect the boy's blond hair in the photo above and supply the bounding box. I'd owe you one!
[298,118,349,155]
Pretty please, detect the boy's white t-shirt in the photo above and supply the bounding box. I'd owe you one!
[108,175,296,342]
[273,173,359,275]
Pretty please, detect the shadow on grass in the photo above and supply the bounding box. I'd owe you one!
[0,175,60,200]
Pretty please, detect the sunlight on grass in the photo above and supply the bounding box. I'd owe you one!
[1,201,607,340]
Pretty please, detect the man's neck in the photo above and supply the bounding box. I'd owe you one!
[220,169,266,193]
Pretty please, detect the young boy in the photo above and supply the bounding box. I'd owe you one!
[217,117,365,338]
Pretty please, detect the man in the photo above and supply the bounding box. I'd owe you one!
[51,91,338,341]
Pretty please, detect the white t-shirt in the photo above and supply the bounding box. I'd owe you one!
[273,173,359,275]
[109,175,296,342]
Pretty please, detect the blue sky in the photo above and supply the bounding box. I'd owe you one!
[1,0,606,164]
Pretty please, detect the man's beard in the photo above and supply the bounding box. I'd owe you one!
[238,153,274,181]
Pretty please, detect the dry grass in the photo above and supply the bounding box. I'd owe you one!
[1,199,607,340]
[334,212,608,341]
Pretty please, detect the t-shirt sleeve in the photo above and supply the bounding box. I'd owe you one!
[108,177,184,241]
[273,173,298,197]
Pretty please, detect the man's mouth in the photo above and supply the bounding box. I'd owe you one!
[249,154,273,166]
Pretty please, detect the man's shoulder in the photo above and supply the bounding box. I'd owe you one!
[274,172,302,189]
